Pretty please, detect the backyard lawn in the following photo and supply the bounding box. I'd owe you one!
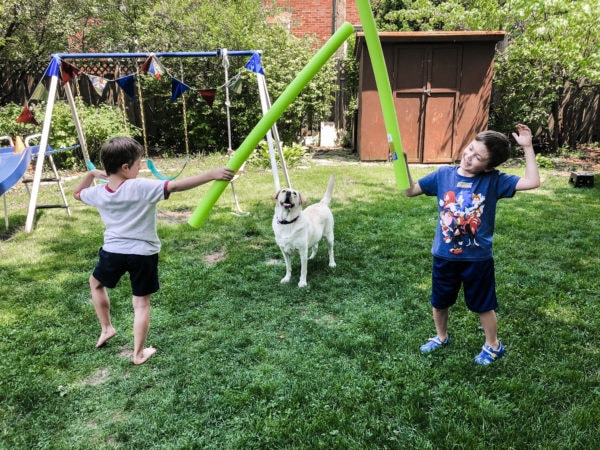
[1,151,599,448]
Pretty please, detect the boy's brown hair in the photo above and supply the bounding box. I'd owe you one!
[100,137,144,175]
[476,130,511,169]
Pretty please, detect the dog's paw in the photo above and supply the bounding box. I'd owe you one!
[329,261,336,268]
[298,280,307,288]
[280,276,291,284]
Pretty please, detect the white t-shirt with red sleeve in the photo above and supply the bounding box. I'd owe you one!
[79,179,170,255]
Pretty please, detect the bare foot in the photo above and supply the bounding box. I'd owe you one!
[133,347,157,365]
[96,327,116,348]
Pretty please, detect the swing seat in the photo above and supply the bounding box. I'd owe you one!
[146,157,190,181]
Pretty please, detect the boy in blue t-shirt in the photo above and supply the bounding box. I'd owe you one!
[404,124,540,364]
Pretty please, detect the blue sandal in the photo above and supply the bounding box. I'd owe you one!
[474,342,505,365]
[420,335,450,353]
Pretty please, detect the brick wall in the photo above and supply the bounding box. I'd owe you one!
[268,0,360,43]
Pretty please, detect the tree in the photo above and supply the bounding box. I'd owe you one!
[492,0,600,150]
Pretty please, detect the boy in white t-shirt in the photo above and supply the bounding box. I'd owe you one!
[74,137,234,364]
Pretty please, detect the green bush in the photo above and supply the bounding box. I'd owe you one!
[248,140,309,169]
[0,103,40,143]
[0,100,140,169]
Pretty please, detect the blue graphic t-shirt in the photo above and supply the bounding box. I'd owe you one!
[419,166,519,261]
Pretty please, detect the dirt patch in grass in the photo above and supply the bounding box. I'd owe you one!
[157,209,191,223]
[204,250,227,265]
[552,145,600,173]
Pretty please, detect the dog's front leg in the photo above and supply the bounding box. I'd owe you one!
[298,246,309,288]
[280,249,292,284]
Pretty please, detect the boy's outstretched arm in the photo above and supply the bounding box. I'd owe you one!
[512,124,540,191]
[167,167,235,193]
[403,153,423,197]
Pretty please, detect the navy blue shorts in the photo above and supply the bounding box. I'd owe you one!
[430,257,497,313]
[92,247,159,297]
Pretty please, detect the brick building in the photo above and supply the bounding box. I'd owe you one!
[266,0,361,43]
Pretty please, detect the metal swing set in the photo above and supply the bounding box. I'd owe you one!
[24,49,291,232]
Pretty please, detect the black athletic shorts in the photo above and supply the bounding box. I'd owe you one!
[92,247,159,297]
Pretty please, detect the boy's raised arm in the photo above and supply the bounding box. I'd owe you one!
[513,124,540,191]
[73,169,107,200]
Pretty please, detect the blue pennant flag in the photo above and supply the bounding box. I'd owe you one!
[44,55,61,78]
[244,52,264,75]
[171,78,190,102]
[116,74,136,100]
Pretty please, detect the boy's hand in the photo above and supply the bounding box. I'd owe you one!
[212,167,235,181]
[91,169,107,179]
[512,124,533,149]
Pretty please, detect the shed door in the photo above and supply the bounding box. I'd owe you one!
[394,45,460,163]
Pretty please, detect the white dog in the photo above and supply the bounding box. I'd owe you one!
[272,174,336,287]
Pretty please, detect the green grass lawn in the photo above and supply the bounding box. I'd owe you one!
[1,153,599,449]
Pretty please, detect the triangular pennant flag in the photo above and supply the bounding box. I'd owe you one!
[149,57,166,79]
[88,75,108,96]
[141,56,166,80]
[140,56,153,74]
[198,88,217,108]
[227,73,243,95]
[245,52,265,75]
[30,80,48,101]
[171,78,190,102]
[44,56,61,78]
[60,60,81,84]
[16,106,39,126]
[116,74,136,100]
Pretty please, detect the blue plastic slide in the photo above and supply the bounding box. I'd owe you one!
[0,147,33,196]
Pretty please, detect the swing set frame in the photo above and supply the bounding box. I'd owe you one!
[25,50,290,232]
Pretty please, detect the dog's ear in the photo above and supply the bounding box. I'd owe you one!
[301,194,307,204]
[272,190,281,201]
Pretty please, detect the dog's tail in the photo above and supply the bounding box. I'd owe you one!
[321,174,335,206]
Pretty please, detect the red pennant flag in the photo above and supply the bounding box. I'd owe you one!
[198,88,217,108]
[60,60,80,84]
[16,106,39,126]
[140,56,153,74]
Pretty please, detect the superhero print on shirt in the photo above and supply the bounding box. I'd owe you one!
[439,187,485,255]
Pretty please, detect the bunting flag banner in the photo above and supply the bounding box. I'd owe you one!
[244,52,264,75]
[141,55,166,80]
[60,60,81,84]
[88,75,108,96]
[171,78,190,102]
[228,73,243,94]
[30,80,48,101]
[116,74,136,100]
[198,88,217,108]
[16,106,39,126]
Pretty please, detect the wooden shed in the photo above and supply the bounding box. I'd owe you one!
[355,31,505,163]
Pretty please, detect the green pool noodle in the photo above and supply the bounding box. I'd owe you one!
[355,0,409,190]
[188,21,355,228]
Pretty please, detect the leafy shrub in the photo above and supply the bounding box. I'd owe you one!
[535,154,554,169]
[0,100,140,169]
[248,140,309,169]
